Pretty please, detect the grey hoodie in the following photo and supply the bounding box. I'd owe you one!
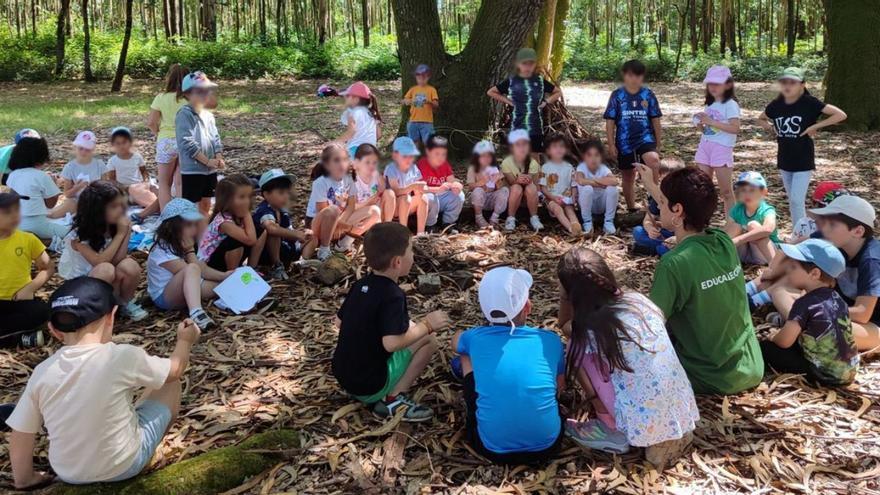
[175,104,223,175]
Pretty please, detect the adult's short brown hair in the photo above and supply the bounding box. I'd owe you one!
[660,167,718,232]
[364,223,412,271]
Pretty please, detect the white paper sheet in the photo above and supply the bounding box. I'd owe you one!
[213,267,271,314]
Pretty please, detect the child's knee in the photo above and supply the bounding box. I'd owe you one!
[746,220,762,231]
[367,205,381,218]
[643,152,661,165]
[509,184,523,198]
[89,262,116,283]
[319,206,340,221]
[120,257,141,276]
[524,183,538,196]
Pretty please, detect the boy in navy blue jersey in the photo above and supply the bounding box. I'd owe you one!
[249,169,309,280]
[604,59,663,210]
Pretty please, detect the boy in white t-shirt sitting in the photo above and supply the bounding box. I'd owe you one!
[575,140,620,235]
[6,277,200,489]
[103,127,159,222]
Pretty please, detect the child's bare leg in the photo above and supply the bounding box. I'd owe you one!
[48,198,77,219]
[224,247,244,271]
[852,322,880,352]
[621,169,637,210]
[389,334,439,396]
[715,166,736,215]
[348,205,381,236]
[564,205,580,232]
[138,199,160,219]
[314,206,341,248]
[396,195,413,227]
[759,251,789,287]
[248,231,268,268]
[547,202,571,231]
[642,152,661,184]
[301,238,317,259]
[89,262,116,284]
[507,184,523,216]
[159,263,201,311]
[381,190,396,222]
[144,379,182,424]
[414,192,428,234]
[752,237,777,266]
[200,280,220,299]
[524,183,539,216]
[115,257,142,301]
[129,183,158,209]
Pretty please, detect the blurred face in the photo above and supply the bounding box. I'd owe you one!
[344,95,361,108]
[105,195,126,225]
[205,90,218,109]
[658,194,681,232]
[263,187,291,210]
[111,136,132,156]
[232,185,253,216]
[0,204,21,231]
[181,219,199,242]
[477,152,494,170]
[187,88,211,106]
[397,242,414,274]
[393,152,415,171]
[582,147,602,171]
[623,71,645,90]
[517,60,537,77]
[785,261,821,291]
[415,73,430,85]
[354,153,379,178]
[426,146,448,167]
[326,150,349,179]
[511,140,531,161]
[546,141,567,162]
[778,79,805,99]
[820,217,862,248]
[735,184,765,208]
[75,146,94,162]
[707,82,730,100]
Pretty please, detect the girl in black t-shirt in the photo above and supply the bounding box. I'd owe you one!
[758,67,847,227]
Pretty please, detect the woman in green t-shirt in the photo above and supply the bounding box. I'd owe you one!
[639,164,764,395]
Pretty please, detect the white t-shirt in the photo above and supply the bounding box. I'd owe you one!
[576,162,613,182]
[58,230,108,280]
[340,106,378,149]
[61,158,106,197]
[467,165,502,191]
[6,342,170,483]
[383,162,423,188]
[6,167,61,217]
[354,172,381,203]
[539,161,575,200]
[700,99,741,148]
[107,153,146,186]
[306,175,354,218]
[147,243,181,301]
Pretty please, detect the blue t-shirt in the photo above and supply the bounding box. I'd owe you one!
[456,325,564,454]
[837,238,880,324]
[603,86,662,155]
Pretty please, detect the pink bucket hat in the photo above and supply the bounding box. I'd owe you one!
[72,130,97,150]
[703,65,732,85]
[341,81,372,100]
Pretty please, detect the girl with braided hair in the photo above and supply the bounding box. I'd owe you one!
[557,247,699,468]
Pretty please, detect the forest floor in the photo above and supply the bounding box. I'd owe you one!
[1,80,880,494]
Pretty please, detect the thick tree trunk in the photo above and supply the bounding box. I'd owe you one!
[200,0,217,40]
[535,0,557,69]
[111,0,133,92]
[82,0,96,82]
[392,0,545,154]
[54,0,70,77]
[549,0,570,81]
[824,0,880,130]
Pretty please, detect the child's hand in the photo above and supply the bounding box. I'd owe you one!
[424,310,450,333]
[177,318,201,345]
[800,124,819,138]
[181,234,195,252]
[608,143,618,159]
[403,98,412,106]
[645,224,662,240]
[635,163,654,185]
[206,158,221,169]
[117,215,132,233]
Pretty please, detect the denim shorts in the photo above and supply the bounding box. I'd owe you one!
[407,122,434,143]
[106,400,172,482]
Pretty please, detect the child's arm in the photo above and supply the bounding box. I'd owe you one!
[757,112,776,134]
[487,86,514,107]
[635,164,661,200]
[770,320,803,348]
[699,115,740,135]
[338,115,356,144]
[147,109,161,135]
[166,319,200,382]
[103,169,117,182]
[604,120,617,158]
[643,212,664,239]
[849,296,878,325]
[62,178,87,198]
[802,104,847,137]
[219,215,258,247]
[651,117,663,149]
[574,171,596,187]
[111,217,133,265]
[197,260,233,281]
[10,430,51,490]
[542,84,563,108]
[12,252,54,301]
[382,310,449,352]
[73,224,129,267]
[595,174,619,187]
[731,213,776,245]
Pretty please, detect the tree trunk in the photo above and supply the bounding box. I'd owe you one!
[392,0,545,154]
[549,0,570,81]
[111,0,133,92]
[824,0,880,130]
[786,0,795,57]
[54,0,70,76]
[81,0,96,82]
[361,0,370,46]
[535,0,557,70]
[200,0,217,40]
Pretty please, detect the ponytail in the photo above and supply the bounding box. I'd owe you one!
[367,95,382,123]
[312,143,347,181]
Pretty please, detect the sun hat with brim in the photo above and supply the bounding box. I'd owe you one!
[72,131,97,150]
[703,65,732,85]
[182,71,218,92]
[479,266,533,327]
[0,188,27,208]
[159,198,204,223]
[515,48,537,63]
[735,171,767,189]
[259,168,295,189]
[50,277,121,333]
[778,67,806,82]
[780,239,846,278]
[810,195,876,227]
[14,129,40,144]
[507,129,531,145]
[392,136,420,157]
[340,81,372,100]
[473,140,496,155]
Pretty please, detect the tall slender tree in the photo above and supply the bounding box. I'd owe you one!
[82,0,96,82]
[54,0,71,76]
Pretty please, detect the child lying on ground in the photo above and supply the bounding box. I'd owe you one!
[451,266,565,464]
[103,127,159,222]
[417,135,464,232]
[557,247,698,468]
[501,130,542,232]
[575,140,619,235]
[760,239,858,385]
[249,169,309,280]
[332,222,447,421]
[6,277,200,488]
[384,137,429,235]
[540,135,580,235]
[725,171,779,265]
[467,140,508,229]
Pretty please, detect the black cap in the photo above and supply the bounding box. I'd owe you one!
[0,189,28,208]
[49,277,120,332]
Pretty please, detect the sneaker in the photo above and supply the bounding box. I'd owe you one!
[122,301,148,322]
[603,221,617,235]
[372,394,434,422]
[335,235,355,252]
[582,221,593,235]
[20,331,44,348]
[504,216,517,232]
[190,308,216,331]
[529,215,544,232]
[766,312,785,328]
[475,215,489,229]
[450,355,464,382]
[130,212,145,225]
[565,419,630,454]
[269,263,289,281]
[317,246,332,261]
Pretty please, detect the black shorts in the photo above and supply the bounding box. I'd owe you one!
[616,143,658,171]
[181,173,218,202]
[529,133,545,153]
[206,236,244,271]
[462,373,563,465]
[258,239,301,266]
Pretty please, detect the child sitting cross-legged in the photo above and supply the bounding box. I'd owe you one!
[417,135,465,232]
[6,136,71,240]
[384,137,429,236]
[103,127,159,222]
[197,174,258,271]
[540,135,581,235]
[148,198,231,331]
[248,169,309,280]
[760,239,859,385]
[332,222,447,421]
[451,266,565,464]
[0,188,54,348]
[466,140,509,229]
[575,140,620,235]
[501,130,542,232]
[61,131,106,201]
[557,247,699,468]
[632,158,684,257]
[351,144,396,222]
[725,171,779,265]
[6,277,200,488]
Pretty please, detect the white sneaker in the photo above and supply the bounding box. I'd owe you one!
[317,246,332,261]
[122,301,148,322]
[582,222,593,235]
[529,215,544,232]
[335,235,355,252]
[504,216,517,232]
[603,221,617,235]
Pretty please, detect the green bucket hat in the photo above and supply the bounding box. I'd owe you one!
[515,48,537,63]
[778,67,805,82]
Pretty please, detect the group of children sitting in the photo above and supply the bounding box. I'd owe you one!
[0,51,874,488]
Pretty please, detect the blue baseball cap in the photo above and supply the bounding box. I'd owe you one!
[780,239,846,278]
[736,171,767,189]
[160,198,204,223]
[259,168,295,189]
[182,71,218,92]
[393,136,420,156]
[414,64,431,75]
[14,128,40,144]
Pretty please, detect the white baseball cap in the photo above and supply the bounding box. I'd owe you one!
[478,266,533,325]
[473,140,496,155]
[72,130,96,150]
[507,129,531,145]
[810,195,876,228]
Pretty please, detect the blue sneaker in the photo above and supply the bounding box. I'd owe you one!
[450,355,464,381]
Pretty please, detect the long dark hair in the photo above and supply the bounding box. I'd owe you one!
[210,174,252,224]
[8,137,50,170]
[469,151,498,174]
[557,248,645,386]
[311,143,347,181]
[704,77,737,105]
[73,181,124,251]
[164,63,190,99]
[358,95,382,123]
[351,143,380,179]
[154,216,189,257]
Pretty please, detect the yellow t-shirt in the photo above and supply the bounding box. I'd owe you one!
[405,85,439,123]
[500,156,541,177]
[0,230,45,300]
[150,92,186,140]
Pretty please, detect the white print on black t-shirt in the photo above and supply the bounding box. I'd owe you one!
[700,265,742,290]
[772,116,802,138]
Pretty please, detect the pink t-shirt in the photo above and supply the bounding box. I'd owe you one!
[197,212,234,261]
